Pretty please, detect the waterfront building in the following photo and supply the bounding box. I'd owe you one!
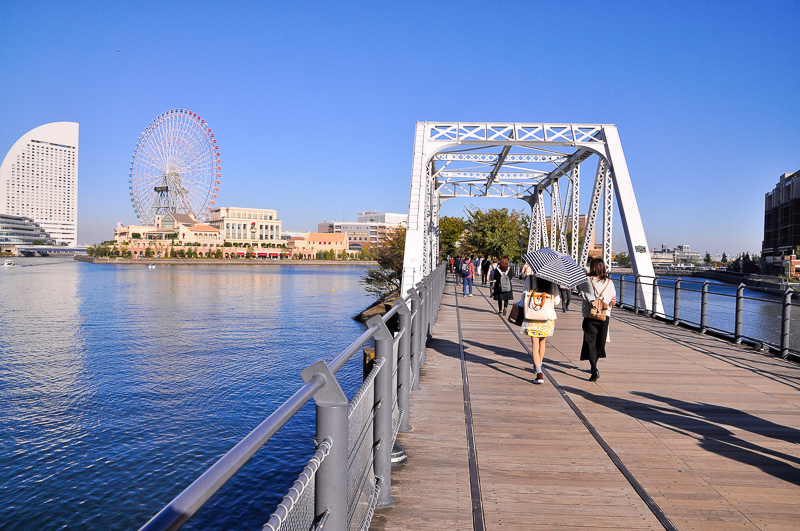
[319,212,406,253]
[0,122,79,246]
[356,211,408,225]
[650,244,702,266]
[544,214,602,256]
[208,207,282,246]
[0,213,55,252]
[293,232,349,259]
[762,170,800,270]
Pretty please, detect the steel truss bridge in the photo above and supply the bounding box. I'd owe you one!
[401,122,660,311]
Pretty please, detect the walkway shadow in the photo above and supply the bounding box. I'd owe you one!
[561,385,800,486]
[429,337,536,384]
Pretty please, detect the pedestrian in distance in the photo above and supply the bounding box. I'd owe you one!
[461,255,475,296]
[481,256,491,285]
[520,272,560,384]
[453,256,462,286]
[448,256,454,274]
[488,257,499,286]
[559,284,571,312]
[578,257,617,382]
[492,257,514,315]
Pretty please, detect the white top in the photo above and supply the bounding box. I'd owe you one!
[579,277,617,317]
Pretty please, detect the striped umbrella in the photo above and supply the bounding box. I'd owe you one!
[522,247,587,288]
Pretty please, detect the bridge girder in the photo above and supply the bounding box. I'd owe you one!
[401,122,660,312]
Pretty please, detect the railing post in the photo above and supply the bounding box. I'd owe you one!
[651,277,659,318]
[393,298,412,432]
[300,361,348,531]
[673,278,681,325]
[781,289,792,359]
[417,281,428,366]
[735,284,745,344]
[407,288,422,391]
[366,316,396,508]
[634,275,641,313]
[619,276,625,308]
[700,281,709,334]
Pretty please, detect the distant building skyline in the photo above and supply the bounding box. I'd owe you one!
[0,122,78,246]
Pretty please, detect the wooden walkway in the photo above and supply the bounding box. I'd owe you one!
[371,278,800,530]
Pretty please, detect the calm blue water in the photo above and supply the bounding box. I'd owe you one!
[612,274,799,351]
[0,258,373,530]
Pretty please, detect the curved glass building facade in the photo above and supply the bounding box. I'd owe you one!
[0,122,79,246]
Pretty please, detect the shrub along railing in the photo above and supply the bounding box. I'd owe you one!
[139,263,447,531]
[615,274,799,360]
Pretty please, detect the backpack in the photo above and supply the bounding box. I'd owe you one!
[461,263,470,277]
[499,270,511,292]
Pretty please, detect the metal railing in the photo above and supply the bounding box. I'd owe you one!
[139,263,447,531]
[615,274,799,359]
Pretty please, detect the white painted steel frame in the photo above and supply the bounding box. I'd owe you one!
[401,122,659,311]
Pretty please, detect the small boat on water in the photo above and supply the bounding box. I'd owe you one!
[148,263,156,270]
[3,259,14,267]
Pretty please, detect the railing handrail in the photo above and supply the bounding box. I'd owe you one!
[613,272,797,358]
[139,262,448,531]
[140,375,326,531]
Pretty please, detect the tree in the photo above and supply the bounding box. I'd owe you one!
[704,252,712,264]
[361,226,406,297]
[721,252,728,264]
[439,216,466,260]
[616,252,631,266]
[144,247,154,258]
[131,233,141,239]
[460,206,528,261]
[215,249,223,259]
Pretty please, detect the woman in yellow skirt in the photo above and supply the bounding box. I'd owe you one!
[520,264,561,384]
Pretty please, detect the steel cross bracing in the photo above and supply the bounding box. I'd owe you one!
[401,122,660,311]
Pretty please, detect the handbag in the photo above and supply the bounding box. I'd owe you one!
[586,279,610,321]
[523,290,556,321]
[508,303,524,325]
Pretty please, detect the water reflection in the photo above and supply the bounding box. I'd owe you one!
[0,260,373,530]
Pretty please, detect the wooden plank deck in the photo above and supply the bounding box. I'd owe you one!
[371,278,800,530]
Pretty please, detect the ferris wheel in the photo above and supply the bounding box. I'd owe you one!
[129,108,220,224]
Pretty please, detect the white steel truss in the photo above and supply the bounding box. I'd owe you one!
[401,122,660,311]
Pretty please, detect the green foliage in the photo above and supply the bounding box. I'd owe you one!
[144,247,154,258]
[721,252,728,264]
[215,249,223,259]
[361,226,406,297]
[439,216,465,260]
[223,242,232,247]
[705,252,712,264]
[32,239,44,245]
[131,233,141,239]
[460,206,528,261]
[616,252,631,266]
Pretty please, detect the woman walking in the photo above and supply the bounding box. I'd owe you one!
[579,258,617,382]
[492,257,514,315]
[520,272,560,384]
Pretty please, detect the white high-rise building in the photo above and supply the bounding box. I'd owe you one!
[0,122,79,246]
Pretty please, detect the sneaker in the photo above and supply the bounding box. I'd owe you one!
[536,372,545,383]
[468,294,473,297]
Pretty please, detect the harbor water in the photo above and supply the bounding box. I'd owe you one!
[0,258,373,530]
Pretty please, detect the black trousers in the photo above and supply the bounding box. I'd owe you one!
[580,317,610,372]
[560,288,571,310]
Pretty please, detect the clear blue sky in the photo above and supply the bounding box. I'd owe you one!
[1,1,798,256]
